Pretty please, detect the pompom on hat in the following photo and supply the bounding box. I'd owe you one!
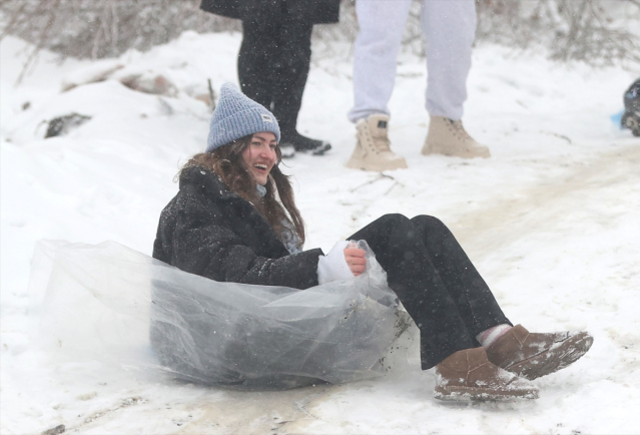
[206,83,280,152]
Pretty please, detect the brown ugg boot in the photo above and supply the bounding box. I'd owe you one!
[346,114,408,172]
[422,116,490,159]
[485,324,594,380]
[434,347,539,401]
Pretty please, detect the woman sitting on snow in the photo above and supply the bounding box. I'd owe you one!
[152,83,593,401]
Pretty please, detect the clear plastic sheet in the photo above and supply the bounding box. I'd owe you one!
[29,240,413,390]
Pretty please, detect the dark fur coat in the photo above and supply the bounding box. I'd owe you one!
[200,0,340,24]
[153,167,322,289]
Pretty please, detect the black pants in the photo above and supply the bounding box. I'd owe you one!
[239,4,313,136]
[349,214,512,370]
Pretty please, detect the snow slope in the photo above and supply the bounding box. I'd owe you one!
[1,31,639,434]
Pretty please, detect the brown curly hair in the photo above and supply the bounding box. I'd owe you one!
[179,135,305,245]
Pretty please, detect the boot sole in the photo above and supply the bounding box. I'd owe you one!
[422,145,490,159]
[310,143,332,156]
[504,332,594,380]
[434,385,539,402]
[293,142,332,155]
[345,157,408,172]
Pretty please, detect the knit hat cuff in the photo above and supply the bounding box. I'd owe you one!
[205,83,281,152]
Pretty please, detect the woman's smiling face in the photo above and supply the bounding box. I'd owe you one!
[242,132,278,186]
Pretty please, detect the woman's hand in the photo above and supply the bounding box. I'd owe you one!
[344,247,366,276]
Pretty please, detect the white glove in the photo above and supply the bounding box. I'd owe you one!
[317,240,355,285]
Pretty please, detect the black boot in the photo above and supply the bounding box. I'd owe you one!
[280,131,331,155]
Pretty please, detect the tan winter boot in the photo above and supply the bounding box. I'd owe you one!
[434,347,539,402]
[346,114,408,172]
[422,116,490,158]
[485,324,594,380]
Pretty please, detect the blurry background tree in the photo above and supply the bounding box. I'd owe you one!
[0,0,239,82]
[475,0,640,67]
[1,0,639,74]
[0,0,239,59]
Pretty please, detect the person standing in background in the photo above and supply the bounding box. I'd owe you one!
[346,0,490,172]
[200,0,338,158]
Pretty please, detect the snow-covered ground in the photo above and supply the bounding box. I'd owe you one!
[1,31,639,434]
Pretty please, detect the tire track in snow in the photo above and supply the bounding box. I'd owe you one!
[173,385,330,434]
[448,144,640,259]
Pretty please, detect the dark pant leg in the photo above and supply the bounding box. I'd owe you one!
[410,215,511,335]
[269,16,313,135]
[238,19,279,110]
[238,7,312,135]
[349,214,510,369]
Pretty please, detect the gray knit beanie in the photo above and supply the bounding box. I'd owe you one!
[206,83,281,152]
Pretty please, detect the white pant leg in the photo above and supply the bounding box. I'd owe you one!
[348,0,412,123]
[421,0,476,120]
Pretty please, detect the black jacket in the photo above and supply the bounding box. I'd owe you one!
[153,167,322,289]
[200,0,340,25]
